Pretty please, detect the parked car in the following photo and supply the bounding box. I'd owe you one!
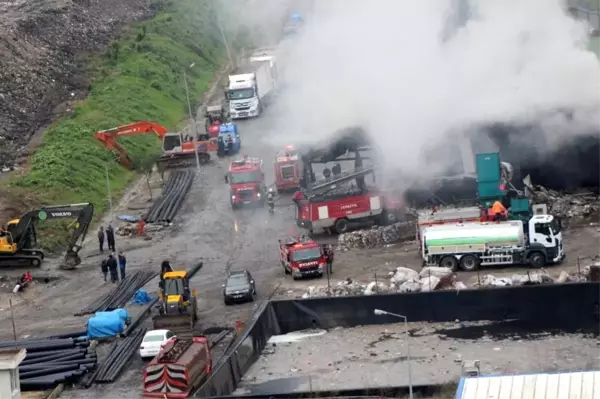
[139,329,176,359]
[223,270,256,305]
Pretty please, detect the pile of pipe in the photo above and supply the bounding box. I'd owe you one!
[75,270,157,316]
[0,331,97,391]
[84,328,146,385]
[337,221,416,250]
[145,170,195,223]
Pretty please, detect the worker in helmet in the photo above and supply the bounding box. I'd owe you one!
[267,187,275,214]
[491,200,507,222]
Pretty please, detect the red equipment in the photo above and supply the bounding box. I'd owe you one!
[225,155,266,209]
[278,236,327,280]
[274,145,302,192]
[94,121,218,171]
[142,336,212,398]
[207,122,221,138]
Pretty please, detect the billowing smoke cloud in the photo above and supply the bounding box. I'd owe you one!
[270,0,600,179]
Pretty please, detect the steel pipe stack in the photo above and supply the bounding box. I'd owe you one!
[0,334,96,391]
[88,328,146,385]
[75,270,157,316]
[145,169,195,223]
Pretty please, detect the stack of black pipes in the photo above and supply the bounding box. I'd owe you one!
[145,169,195,223]
[0,332,96,390]
[75,270,157,316]
[84,328,146,385]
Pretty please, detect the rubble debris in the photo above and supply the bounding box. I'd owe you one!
[300,265,596,298]
[337,221,416,250]
[528,186,598,220]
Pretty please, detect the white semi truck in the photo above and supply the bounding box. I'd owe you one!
[226,51,277,119]
[421,214,564,271]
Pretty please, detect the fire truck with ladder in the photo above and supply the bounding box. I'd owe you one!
[224,155,266,209]
[278,235,327,279]
[95,121,218,173]
[294,127,404,234]
[274,145,302,193]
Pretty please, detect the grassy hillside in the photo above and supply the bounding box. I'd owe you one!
[3,0,232,251]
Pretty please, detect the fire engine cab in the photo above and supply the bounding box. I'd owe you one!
[274,145,302,193]
[278,236,326,280]
[224,155,266,209]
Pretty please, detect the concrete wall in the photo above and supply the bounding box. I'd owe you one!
[0,369,20,399]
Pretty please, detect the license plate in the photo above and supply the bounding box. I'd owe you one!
[234,294,243,298]
[239,112,248,116]
[243,201,251,204]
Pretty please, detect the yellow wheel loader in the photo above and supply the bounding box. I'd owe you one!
[153,270,198,334]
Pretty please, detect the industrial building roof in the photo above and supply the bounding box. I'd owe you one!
[455,370,600,399]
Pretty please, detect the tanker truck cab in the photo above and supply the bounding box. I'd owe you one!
[421,214,564,272]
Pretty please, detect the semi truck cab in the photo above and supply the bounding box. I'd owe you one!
[225,156,265,209]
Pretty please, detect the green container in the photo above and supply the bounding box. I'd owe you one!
[510,197,530,213]
[476,153,501,182]
[478,181,504,201]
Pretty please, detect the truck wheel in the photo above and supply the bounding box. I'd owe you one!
[459,255,479,271]
[334,218,349,234]
[380,210,397,226]
[439,256,458,272]
[529,252,545,268]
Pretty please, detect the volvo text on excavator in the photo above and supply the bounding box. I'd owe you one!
[0,203,94,269]
[94,121,218,173]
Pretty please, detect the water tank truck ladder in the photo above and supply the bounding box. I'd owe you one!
[158,339,193,363]
[307,166,376,196]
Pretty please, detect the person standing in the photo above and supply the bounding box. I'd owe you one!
[323,244,334,275]
[107,254,119,283]
[97,226,105,253]
[101,257,109,282]
[118,251,127,280]
[106,224,116,252]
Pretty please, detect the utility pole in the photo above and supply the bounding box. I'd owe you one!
[183,64,201,172]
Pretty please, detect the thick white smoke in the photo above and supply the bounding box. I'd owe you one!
[271,0,600,178]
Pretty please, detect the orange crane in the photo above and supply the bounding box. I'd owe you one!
[94,121,218,171]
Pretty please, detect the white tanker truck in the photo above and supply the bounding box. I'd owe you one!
[421,214,564,272]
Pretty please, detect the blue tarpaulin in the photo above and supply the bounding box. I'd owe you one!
[133,289,153,305]
[87,309,129,339]
[118,215,139,223]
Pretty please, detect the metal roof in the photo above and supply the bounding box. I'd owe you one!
[455,370,600,399]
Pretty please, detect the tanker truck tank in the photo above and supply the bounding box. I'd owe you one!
[422,215,564,272]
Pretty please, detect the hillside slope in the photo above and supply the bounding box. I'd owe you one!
[0,0,156,170]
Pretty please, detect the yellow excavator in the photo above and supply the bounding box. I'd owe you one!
[153,270,198,333]
[0,203,94,269]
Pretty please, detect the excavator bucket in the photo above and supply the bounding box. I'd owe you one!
[60,250,82,270]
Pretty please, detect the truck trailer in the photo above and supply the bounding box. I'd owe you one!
[142,336,212,398]
[227,53,277,119]
[421,214,564,271]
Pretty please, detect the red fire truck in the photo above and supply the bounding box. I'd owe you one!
[224,155,266,209]
[295,167,404,234]
[278,236,327,279]
[274,145,302,193]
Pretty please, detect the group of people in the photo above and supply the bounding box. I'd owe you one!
[101,251,127,283]
[97,224,116,253]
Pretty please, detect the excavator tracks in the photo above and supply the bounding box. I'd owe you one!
[0,254,43,268]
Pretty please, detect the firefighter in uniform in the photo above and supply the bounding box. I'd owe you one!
[267,187,275,214]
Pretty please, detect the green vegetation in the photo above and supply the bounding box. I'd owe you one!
[3,0,234,251]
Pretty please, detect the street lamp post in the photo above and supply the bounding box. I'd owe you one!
[374,309,413,399]
[183,63,201,172]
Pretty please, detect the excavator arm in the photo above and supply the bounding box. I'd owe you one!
[8,203,94,269]
[95,121,169,170]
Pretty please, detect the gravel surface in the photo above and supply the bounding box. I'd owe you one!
[235,323,599,395]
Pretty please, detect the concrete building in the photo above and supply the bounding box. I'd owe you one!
[0,348,26,399]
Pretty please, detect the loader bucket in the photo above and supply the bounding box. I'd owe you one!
[152,313,195,331]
